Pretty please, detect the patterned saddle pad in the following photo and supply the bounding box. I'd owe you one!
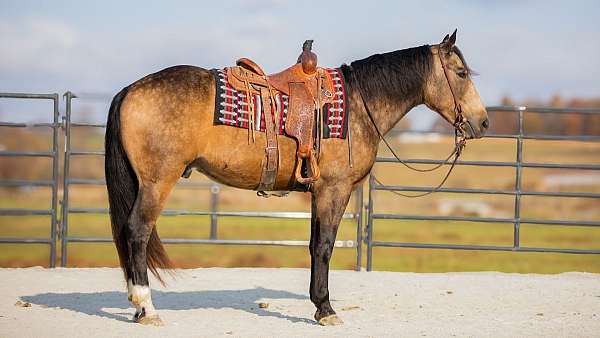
[212,68,349,139]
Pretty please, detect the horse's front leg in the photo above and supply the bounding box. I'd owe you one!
[309,183,353,326]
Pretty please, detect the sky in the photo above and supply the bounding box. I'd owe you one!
[1,0,599,127]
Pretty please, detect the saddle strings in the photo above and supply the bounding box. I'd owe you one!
[241,68,284,145]
[266,77,280,133]
[352,43,467,198]
[242,71,256,143]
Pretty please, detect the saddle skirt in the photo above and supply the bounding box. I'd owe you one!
[212,68,349,139]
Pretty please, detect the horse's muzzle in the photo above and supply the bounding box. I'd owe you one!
[464,118,488,139]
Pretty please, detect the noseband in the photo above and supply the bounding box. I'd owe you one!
[355,44,468,197]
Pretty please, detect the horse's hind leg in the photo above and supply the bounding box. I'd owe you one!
[126,175,179,325]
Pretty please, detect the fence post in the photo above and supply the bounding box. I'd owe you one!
[60,92,73,267]
[366,173,375,271]
[209,184,220,240]
[513,107,525,249]
[49,94,60,267]
[355,185,364,271]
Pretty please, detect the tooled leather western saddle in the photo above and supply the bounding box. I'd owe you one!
[225,40,337,192]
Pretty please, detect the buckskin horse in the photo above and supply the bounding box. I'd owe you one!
[105,30,488,326]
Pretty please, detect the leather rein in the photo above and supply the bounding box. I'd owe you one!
[356,44,467,198]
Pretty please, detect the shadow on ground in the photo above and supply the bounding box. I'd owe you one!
[21,287,313,324]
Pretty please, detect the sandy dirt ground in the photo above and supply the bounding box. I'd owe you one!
[0,268,598,337]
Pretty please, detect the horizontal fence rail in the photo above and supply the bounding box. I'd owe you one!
[365,106,600,270]
[1,91,598,271]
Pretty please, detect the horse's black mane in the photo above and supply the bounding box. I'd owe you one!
[341,45,433,107]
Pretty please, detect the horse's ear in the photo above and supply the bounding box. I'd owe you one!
[441,29,457,52]
[448,29,457,45]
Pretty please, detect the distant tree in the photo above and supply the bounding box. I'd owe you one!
[550,94,563,107]
[500,95,514,106]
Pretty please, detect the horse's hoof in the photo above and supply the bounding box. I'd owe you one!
[135,314,164,326]
[318,314,344,326]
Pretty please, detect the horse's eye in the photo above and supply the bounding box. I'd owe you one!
[456,69,468,79]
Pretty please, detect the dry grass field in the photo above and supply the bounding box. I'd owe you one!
[1,127,599,272]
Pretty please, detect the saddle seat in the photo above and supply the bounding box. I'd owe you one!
[224,40,335,191]
[236,57,266,76]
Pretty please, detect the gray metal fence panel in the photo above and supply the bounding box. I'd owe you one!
[2,91,598,271]
[0,93,60,267]
[365,106,600,271]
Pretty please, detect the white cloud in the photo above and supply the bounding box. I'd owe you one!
[0,17,77,73]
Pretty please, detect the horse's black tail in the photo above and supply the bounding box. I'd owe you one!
[105,87,172,284]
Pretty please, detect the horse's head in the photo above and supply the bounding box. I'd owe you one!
[424,30,489,139]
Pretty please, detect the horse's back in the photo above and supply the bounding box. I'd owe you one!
[129,65,213,96]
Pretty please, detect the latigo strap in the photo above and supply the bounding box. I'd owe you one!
[256,86,279,191]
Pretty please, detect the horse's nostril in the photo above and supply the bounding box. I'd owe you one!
[482,118,489,130]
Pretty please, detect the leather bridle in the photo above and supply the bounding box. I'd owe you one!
[355,43,468,197]
[437,44,467,137]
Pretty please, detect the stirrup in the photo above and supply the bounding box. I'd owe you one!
[294,151,320,185]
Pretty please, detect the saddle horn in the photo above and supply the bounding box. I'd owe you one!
[297,39,317,75]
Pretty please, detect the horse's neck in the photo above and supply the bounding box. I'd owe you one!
[347,76,424,137]
[375,100,420,135]
[347,85,422,168]
[345,50,429,136]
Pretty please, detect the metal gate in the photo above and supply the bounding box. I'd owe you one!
[0,93,60,267]
[365,106,600,271]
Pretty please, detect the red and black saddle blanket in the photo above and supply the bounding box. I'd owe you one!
[212,68,349,139]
